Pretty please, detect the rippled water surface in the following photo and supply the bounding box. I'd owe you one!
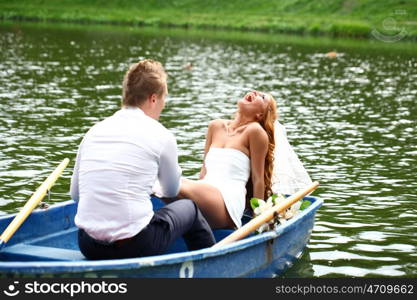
[0,22,416,277]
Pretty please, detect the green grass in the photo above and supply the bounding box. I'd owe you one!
[0,0,416,40]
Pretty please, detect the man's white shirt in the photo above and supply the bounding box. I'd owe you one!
[71,107,181,242]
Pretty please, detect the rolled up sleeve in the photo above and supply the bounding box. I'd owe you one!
[158,133,182,197]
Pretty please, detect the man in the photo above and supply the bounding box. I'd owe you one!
[70,59,215,260]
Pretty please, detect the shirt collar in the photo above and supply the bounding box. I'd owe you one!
[117,106,145,117]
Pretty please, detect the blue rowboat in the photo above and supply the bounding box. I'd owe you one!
[0,195,322,278]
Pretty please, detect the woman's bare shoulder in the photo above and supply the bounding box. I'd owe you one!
[208,119,228,129]
[247,122,268,140]
[247,122,264,132]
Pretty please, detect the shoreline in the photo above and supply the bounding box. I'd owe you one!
[2,20,416,57]
[1,15,416,42]
[0,0,415,41]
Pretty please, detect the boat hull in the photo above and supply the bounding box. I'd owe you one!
[0,196,322,278]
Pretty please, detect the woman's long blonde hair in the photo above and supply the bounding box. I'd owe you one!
[245,94,277,203]
[259,94,277,199]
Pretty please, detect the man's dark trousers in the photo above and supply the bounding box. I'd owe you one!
[78,199,216,260]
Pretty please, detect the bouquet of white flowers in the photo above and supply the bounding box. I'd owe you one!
[250,193,311,234]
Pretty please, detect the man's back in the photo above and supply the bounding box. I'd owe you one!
[73,107,177,242]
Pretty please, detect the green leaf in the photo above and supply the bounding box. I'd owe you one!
[300,200,311,210]
[250,197,260,210]
[270,194,278,205]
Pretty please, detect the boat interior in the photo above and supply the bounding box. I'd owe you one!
[0,197,248,262]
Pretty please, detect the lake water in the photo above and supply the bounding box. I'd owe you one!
[0,22,416,277]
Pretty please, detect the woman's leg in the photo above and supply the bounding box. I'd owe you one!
[179,178,235,229]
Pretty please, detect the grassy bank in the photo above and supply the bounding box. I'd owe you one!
[0,0,416,40]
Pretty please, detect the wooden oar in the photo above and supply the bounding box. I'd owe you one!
[212,181,319,248]
[0,158,70,250]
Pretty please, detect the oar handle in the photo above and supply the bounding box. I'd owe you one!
[0,158,70,250]
[212,181,319,248]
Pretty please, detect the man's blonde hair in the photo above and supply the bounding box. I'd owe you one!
[122,59,167,107]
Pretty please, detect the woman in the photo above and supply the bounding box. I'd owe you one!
[179,90,277,229]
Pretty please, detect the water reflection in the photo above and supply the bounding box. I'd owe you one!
[0,23,416,277]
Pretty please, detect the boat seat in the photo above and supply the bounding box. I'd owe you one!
[0,244,86,261]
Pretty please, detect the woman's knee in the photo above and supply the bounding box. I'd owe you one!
[178,178,192,198]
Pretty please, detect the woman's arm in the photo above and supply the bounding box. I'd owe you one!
[248,125,269,200]
[199,120,218,179]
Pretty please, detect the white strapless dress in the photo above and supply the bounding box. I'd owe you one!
[200,147,250,228]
